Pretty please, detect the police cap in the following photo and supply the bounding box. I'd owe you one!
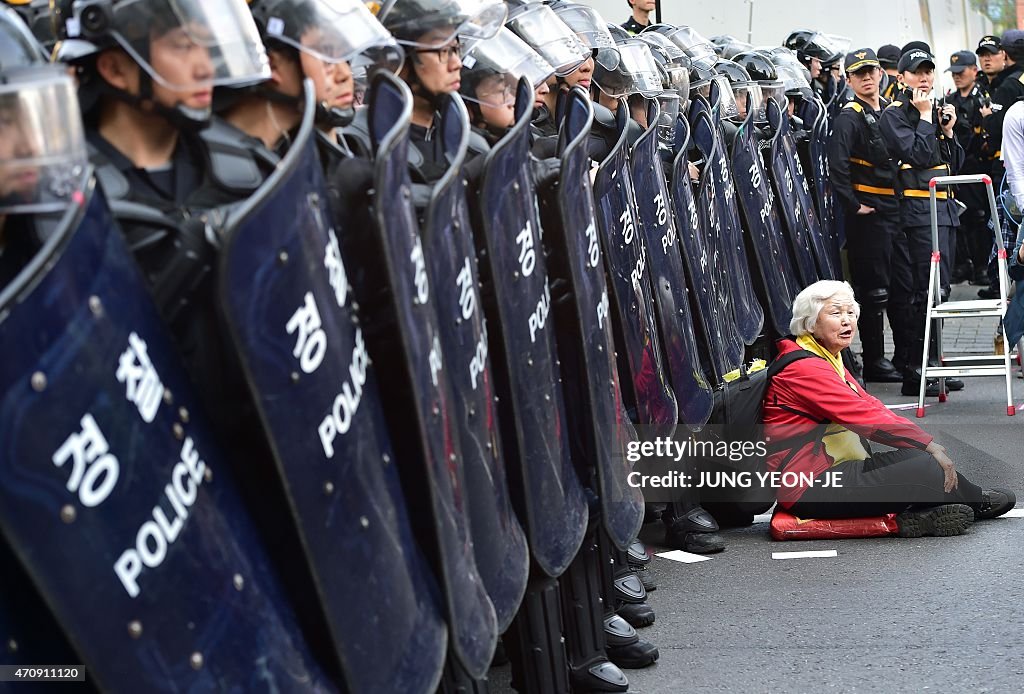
[897,48,935,73]
[1001,29,1024,50]
[976,35,1001,55]
[844,47,880,74]
[945,50,977,73]
[876,43,900,68]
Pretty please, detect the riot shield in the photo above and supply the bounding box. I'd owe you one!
[731,99,796,336]
[764,96,826,289]
[698,82,765,345]
[629,100,714,430]
[669,117,735,383]
[592,101,679,440]
[422,94,529,631]
[687,102,746,376]
[536,86,644,550]
[774,98,837,280]
[219,87,448,691]
[0,179,330,691]
[808,100,845,271]
[363,72,497,677]
[473,77,587,578]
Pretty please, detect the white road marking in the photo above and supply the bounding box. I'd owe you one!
[655,550,712,563]
[1002,508,1024,518]
[886,402,932,411]
[771,550,838,560]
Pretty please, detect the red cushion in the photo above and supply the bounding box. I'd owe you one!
[770,509,898,541]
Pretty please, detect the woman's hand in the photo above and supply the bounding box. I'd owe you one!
[926,441,958,492]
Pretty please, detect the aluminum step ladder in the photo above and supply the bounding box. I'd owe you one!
[917,174,1016,417]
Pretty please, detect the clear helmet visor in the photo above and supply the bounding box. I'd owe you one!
[550,4,615,51]
[594,42,662,98]
[506,4,589,77]
[69,0,271,91]
[0,68,88,216]
[665,62,689,98]
[377,0,506,49]
[460,28,554,106]
[261,0,403,70]
[655,91,680,152]
[711,74,738,120]
[733,83,762,121]
[776,64,811,96]
[666,26,716,67]
[758,81,785,116]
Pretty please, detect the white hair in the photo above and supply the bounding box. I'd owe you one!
[789,280,861,336]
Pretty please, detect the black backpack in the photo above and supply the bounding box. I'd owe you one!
[697,350,819,518]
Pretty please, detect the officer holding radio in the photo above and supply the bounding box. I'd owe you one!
[880,48,965,396]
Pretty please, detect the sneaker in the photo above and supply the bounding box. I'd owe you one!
[978,287,1000,299]
[901,377,946,397]
[895,504,974,537]
[975,489,1017,520]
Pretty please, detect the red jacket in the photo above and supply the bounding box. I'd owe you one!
[763,338,933,507]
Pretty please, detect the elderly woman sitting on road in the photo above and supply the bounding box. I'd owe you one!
[763,280,1015,537]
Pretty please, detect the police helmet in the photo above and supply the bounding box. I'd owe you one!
[0,5,46,66]
[55,0,271,127]
[249,0,403,126]
[505,0,588,76]
[0,63,89,216]
[377,0,505,49]
[592,38,661,99]
[733,50,785,118]
[459,26,553,128]
[712,57,750,121]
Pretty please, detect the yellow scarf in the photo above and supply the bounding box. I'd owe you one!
[794,334,868,465]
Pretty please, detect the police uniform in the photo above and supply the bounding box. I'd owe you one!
[979,30,1024,293]
[879,50,965,391]
[828,49,902,382]
[945,50,993,283]
[621,16,648,35]
[878,44,901,101]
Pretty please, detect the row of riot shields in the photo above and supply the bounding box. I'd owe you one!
[0,70,844,692]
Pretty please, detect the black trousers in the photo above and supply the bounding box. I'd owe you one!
[891,223,953,371]
[845,210,897,294]
[789,448,984,519]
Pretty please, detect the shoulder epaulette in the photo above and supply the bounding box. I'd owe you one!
[845,101,863,112]
[1017,72,1024,85]
[888,101,903,108]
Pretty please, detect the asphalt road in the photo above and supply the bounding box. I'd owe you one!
[491,355,1024,693]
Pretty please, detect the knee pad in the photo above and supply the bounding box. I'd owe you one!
[863,287,889,310]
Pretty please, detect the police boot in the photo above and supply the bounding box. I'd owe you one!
[613,563,656,629]
[559,518,629,693]
[603,614,659,669]
[928,331,963,391]
[890,303,911,374]
[664,504,726,554]
[439,652,488,694]
[626,539,655,592]
[860,302,902,382]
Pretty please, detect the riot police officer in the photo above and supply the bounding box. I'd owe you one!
[377,0,506,181]
[828,49,902,383]
[945,49,994,285]
[225,0,402,169]
[880,48,965,395]
[0,9,83,286]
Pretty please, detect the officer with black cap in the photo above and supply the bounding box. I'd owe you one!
[977,29,1024,298]
[828,48,902,382]
[880,47,965,396]
[975,34,1004,91]
[878,43,901,99]
[945,49,994,285]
